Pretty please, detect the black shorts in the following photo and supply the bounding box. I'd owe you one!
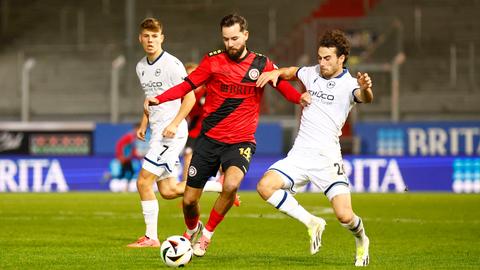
[187,135,256,188]
[183,136,197,155]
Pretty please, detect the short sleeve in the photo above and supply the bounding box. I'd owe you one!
[350,78,361,103]
[170,59,188,85]
[135,62,142,81]
[296,66,308,84]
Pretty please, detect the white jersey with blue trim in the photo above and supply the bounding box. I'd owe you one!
[136,51,188,140]
[293,65,359,153]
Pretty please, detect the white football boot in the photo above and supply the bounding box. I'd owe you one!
[354,236,370,267]
[307,216,326,255]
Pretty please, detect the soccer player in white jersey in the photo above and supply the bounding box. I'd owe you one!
[128,18,221,248]
[255,29,373,266]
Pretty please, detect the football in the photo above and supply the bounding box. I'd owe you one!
[160,235,193,268]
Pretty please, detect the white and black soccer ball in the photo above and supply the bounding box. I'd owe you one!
[160,235,193,268]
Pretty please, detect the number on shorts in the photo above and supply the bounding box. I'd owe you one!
[160,145,169,155]
[334,163,344,175]
[239,147,252,162]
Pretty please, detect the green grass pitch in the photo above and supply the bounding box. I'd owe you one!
[1,192,479,269]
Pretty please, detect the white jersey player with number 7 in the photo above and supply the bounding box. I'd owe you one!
[256,29,373,266]
[127,18,223,248]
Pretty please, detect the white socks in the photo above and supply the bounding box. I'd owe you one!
[141,200,159,240]
[203,181,223,192]
[202,228,214,239]
[342,214,366,239]
[266,190,313,226]
[186,222,200,236]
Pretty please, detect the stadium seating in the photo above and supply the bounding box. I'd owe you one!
[0,0,319,121]
[360,0,480,120]
[0,0,478,121]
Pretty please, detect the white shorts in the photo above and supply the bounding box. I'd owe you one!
[268,148,350,201]
[142,135,187,180]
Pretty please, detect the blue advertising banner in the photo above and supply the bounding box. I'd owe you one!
[93,123,283,156]
[0,156,112,192]
[354,121,480,156]
[1,155,479,193]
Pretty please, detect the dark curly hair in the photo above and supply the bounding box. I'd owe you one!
[319,29,350,64]
[220,14,248,32]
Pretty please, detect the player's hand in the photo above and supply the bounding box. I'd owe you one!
[357,72,372,90]
[162,123,177,138]
[256,70,281,88]
[144,97,159,111]
[136,125,147,141]
[299,92,311,107]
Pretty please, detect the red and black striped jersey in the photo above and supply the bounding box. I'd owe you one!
[155,50,301,144]
[188,50,273,144]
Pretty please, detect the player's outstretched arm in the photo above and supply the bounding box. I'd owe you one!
[354,72,374,103]
[274,80,311,107]
[143,80,195,112]
[162,91,195,138]
[256,66,299,88]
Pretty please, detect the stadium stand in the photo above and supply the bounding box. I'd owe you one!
[0,0,319,121]
[271,0,480,121]
[0,0,478,121]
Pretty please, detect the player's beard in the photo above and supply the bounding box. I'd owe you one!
[226,44,246,61]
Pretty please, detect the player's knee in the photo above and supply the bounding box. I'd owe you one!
[335,208,354,224]
[222,181,239,195]
[159,188,176,200]
[256,178,271,199]
[257,172,282,199]
[183,194,199,207]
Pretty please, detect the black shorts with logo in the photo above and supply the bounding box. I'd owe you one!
[187,135,256,188]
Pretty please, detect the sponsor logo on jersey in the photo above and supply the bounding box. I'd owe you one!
[248,68,260,80]
[308,89,335,104]
[155,69,161,76]
[220,84,256,95]
[141,81,163,89]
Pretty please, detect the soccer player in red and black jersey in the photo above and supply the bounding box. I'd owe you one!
[145,14,311,256]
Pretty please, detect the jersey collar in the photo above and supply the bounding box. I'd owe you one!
[320,67,348,80]
[228,49,251,63]
[147,50,165,65]
[334,68,348,79]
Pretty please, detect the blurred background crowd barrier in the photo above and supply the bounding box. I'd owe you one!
[1,0,479,193]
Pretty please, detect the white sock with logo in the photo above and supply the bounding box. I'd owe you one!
[266,190,313,226]
[341,214,366,239]
[141,200,159,240]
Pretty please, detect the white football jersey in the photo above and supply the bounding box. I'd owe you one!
[293,66,359,153]
[136,51,188,140]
